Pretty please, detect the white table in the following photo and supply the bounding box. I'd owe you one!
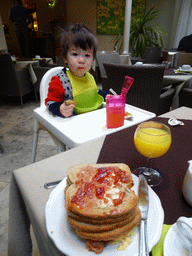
[120,54,132,65]
[8,106,192,256]
[14,58,54,84]
[15,60,40,84]
[163,72,192,109]
[43,57,53,65]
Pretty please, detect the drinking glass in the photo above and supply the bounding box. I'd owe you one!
[106,94,125,128]
[133,121,172,187]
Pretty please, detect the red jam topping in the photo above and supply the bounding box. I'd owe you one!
[113,192,126,206]
[92,167,130,185]
[71,182,94,206]
[96,187,105,199]
[71,166,130,207]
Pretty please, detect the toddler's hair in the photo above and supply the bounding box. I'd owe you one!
[60,23,97,59]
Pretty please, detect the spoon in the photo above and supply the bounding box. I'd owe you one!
[44,180,62,189]
[168,116,184,126]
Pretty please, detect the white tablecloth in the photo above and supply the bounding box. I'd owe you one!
[14,58,53,84]
[15,60,39,84]
[43,58,53,65]
[163,74,192,109]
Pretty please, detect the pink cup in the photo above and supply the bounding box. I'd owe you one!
[106,95,125,128]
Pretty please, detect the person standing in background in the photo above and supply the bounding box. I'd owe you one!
[177,34,192,53]
[9,0,33,57]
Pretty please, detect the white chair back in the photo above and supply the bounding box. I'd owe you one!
[96,52,121,77]
[39,66,64,107]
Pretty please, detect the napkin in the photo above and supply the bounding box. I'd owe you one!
[176,217,192,252]
[151,224,171,256]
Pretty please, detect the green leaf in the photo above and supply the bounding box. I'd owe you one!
[113,5,167,57]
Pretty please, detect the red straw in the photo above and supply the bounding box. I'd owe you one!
[121,76,134,100]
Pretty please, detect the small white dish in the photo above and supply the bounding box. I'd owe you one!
[11,56,16,61]
[178,66,192,72]
[35,55,41,59]
[134,62,143,66]
[164,218,192,256]
[181,65,191,71]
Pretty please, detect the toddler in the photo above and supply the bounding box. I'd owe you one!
[45,23,106,117]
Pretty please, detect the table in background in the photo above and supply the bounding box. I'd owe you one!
[38,57,54,66]
[8,107,192,256]
[15,60,39,85]
[14,58,53,84]
[163,68,192,109]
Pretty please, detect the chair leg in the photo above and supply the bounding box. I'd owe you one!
[31,120,40,163]
[20,95,24,108]
[58,144,67,153]
[34,89,39,103]
[31,120,67,163]
[49,133,66,153]
[0,141,4,153]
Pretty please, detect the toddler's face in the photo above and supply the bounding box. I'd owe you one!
[65,46,94,77]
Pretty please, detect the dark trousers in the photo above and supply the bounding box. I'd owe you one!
[15,25,31,58]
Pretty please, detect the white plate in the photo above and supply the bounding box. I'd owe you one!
[45,174,164,256]
[164,223,191,256]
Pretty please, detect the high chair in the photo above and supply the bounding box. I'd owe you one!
[31,66,105,163]
[31,67,66,163]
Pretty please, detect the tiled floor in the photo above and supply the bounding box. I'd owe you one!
[0,83,103,255]
[0,98,59,255]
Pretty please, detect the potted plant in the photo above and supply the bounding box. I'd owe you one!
[113,6,167,58]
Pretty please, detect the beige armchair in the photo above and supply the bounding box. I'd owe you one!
[96,52,122,90]
[179,88,192,108]
[0,53,35,106]
[176,52,192,67]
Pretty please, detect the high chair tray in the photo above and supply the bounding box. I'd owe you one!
[33,104,156,149]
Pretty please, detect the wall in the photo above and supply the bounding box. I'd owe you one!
[66,0,115,51]
[66,0,181,52]
[0,0,21,55]
[66,0,96,32]
[66,0,180,51]
[0,15,7,51]
[146,0,182,48]
[0,0,182,57]
[36,0,67,34]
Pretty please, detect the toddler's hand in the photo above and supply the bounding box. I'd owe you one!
[60,102,75,117]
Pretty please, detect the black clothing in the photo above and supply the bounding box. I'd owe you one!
[177,34,192,53]
[9,4,33,57]
[9,4,33,26]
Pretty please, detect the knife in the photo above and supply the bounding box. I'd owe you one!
[138,174,149,256]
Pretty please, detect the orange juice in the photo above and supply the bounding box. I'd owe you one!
[106,95,125,128]
[134,127,172,158]
[107,106,125,128]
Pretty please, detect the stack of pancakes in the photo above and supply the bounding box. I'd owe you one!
[65,163,141,253]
